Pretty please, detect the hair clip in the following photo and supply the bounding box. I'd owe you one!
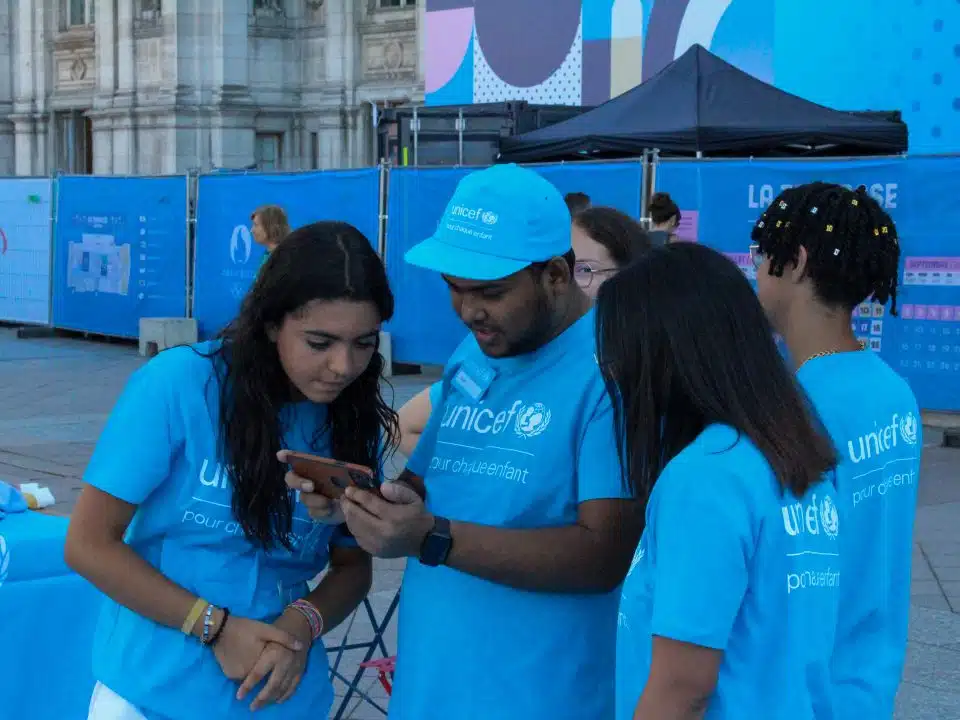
[776,220,783,228]
[881,226,888,234]
[810,207,819,215]
[757,220,765,229]
[825,224,834,233]
[785,221,791,227]
[778,201,788,210]
[874,228,880,236]
[833,248,840,256]
[851,198,859,207]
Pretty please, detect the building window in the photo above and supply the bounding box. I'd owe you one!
[65,0,95,27]
[140,0,162,19]
[253,0,285,15]
[379,0,416,7]
[310,133,320,170]
[55,111,93,174]
[255,133,283,171]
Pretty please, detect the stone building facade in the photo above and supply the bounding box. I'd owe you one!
[1,0,423,176]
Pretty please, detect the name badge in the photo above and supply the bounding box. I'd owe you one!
[452,360,496,402]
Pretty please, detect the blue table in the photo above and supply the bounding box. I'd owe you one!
[0,512,101,718]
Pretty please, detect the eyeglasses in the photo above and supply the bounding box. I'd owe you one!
[749,244,765,269]
[574,262,617,288]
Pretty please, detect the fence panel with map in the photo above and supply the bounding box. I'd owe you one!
[51,175,189,338]
[0,178,53,326]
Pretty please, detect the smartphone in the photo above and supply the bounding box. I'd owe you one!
[285,452,379,499]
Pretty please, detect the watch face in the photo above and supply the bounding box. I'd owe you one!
[421,530,451,566]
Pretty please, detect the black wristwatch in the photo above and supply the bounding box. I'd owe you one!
[419,515,452,567]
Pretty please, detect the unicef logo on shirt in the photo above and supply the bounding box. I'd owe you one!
[0,535,9,589]
[229,224,253,265]
[899,412,919,446]
[514,403,552,438]
[819,496,839,538]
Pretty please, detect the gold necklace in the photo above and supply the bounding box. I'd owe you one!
[798,346,861,369]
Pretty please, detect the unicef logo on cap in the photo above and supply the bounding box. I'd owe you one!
[0,535,9,589]
[480,211,498,225]
[515,403,551,438]
[899,412,918,445]
[819,496,839,538]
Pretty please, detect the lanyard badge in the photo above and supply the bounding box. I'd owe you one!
[452,359,496,402]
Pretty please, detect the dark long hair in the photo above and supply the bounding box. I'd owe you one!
[210,221,399,550]
[595,242,835,510]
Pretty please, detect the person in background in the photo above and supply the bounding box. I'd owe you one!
[293,164,640,719]
[647,192,681,245]
[252,205,291,261]
[564,191,591,216]
[65,223,398,719]
[751,182,920,719]
[572,206,651,301]
[396,204,649,457]
[604,242,840,720]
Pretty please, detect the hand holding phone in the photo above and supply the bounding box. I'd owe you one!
[283,452,379,500]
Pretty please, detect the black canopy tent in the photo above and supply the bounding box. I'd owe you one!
[499,45,908,163]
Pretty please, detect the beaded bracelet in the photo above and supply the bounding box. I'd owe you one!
[201,604,216,644]
[206,609,230,647]
[289,599,324,641]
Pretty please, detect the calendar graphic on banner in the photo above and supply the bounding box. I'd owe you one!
[902,257,960,287]
[852,303,885,353]
[896,303,960,374]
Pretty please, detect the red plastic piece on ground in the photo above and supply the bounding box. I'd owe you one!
[359,656,397,696]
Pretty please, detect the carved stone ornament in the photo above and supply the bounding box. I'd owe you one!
[69,57,88,81]
[383,40,403,70]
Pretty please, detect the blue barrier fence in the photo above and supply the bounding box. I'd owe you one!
[7,157,960,412]
[193,169,380,338]
[656,156,960,412]
[52,176,189,338]
[0,178,53,326]
[384,161,644,365]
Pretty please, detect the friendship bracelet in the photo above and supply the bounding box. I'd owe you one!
[181,597,208,635]
[205,608,230,647]
[289,599,324,641]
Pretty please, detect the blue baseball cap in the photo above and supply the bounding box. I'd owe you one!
[404,164,571,281]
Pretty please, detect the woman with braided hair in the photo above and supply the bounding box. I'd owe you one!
[751,182,921,719]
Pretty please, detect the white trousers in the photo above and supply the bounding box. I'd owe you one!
[87,682,147,720]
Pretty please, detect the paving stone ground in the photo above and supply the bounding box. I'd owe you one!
[1,328,959,718]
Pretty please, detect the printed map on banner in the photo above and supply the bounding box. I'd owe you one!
[67,232,131,295]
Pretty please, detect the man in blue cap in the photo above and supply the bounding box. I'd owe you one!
[301,164,638,718]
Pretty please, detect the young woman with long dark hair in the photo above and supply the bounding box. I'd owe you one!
[752,183,921,718]
[600,243,840,719]
[65,222,398,719]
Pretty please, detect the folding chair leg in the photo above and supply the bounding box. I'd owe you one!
[330,591,401,720]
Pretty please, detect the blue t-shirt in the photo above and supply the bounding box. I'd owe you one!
[84,342,354,720]
[616,425,841,720]
[798,351,921,718]
[392,309,627,720]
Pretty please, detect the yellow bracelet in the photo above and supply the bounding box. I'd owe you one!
[181,598,208,635]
